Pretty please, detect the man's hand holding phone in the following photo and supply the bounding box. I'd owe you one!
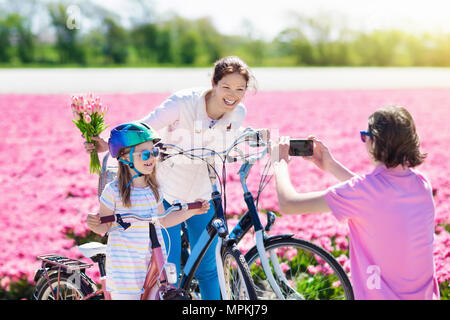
[302,135,336,172]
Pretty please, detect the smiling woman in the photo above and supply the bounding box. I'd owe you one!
[206,56,256,118]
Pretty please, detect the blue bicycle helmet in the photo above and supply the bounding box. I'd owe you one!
[109,122,160,158]
[108,122,161,188]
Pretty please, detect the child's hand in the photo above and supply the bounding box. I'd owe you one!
[86,213,101,230]
[303,135,336,172]
[84,136,109,154]
[189,199,210,216]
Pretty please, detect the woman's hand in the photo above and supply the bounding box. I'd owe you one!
[303,135,336,173]
[189,199,210,216]
[84,136,109,154]
[270,136,291,164]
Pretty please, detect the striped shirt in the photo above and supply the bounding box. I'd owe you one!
[100,180,167,295]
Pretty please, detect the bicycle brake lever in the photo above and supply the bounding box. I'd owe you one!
[264,211,276,232]
[159,152,171,162]
[154,142,167,151]
[116,214,131,230]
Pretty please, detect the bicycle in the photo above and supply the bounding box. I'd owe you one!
[33,139,258,300]
[219,129,354,300]
[157,127,353,300]
[33,200,204,300]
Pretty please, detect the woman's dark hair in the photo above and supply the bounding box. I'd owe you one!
[368,106,426,168]
[212,56,256,90]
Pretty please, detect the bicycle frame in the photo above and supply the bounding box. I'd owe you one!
[228,152,301,299]
[178,157,230,299]
[36,129,263,301]
[141,223,174,300]
[163,128,271,299]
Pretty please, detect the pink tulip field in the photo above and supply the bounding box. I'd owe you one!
[0,89,448,299]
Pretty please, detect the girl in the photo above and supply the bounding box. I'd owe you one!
[84,56,258,300]
[86,122,209,300]
[271,106,440,300]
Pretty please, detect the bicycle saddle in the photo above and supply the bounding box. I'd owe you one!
[78,242,107,258]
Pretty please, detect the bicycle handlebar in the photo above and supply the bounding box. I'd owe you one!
[99,201,204,227]
[159,127,269,164]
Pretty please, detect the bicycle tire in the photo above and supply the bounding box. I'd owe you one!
[221,244,258,300]
[245,236,354,300]
[34,271,96,300]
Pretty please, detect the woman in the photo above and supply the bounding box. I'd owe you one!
[271,106,440,300]
[84,56,256,300]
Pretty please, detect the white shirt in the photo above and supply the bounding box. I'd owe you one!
[139,87,247,203]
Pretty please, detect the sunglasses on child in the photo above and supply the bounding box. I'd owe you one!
[131,147,160,161]
[360,130,373,143]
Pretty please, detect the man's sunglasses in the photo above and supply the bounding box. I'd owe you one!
[360,130,373,143]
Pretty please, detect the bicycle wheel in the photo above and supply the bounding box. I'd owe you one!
[222,244,258,300]
[34,271,96,300]
[245,236,354,300]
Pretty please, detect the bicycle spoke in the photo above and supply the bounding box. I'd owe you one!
[247,239,353,300]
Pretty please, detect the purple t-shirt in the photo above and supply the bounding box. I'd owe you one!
[324,164,440,300]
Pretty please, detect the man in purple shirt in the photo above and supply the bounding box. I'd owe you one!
[271,106,440,300]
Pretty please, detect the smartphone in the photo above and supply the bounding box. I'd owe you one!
[289,139,313,157]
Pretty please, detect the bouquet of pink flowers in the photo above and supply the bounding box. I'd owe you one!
[70,93,109,174]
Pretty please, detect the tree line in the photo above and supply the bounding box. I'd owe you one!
[1,2,450,67]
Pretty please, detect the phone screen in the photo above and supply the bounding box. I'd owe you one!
[289,139,313,156]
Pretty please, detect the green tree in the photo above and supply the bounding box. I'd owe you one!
[102,16,129,64]
[274,28,314,65]
[0,13,36,63]
[178,29,200,65]
[10,14,35,63]
[130,23,158,63]
[0,17,12,62]
[155,25,173,64]
[195,17,224,64]
[166,16,200,65]
[47,3,86,64]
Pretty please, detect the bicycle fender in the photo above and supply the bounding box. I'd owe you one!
[35,268,97,292]
[33,268,47,283]
[244,234,294,262]
[264,234,294,242]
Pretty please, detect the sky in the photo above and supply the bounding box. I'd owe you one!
[96,0,450,40]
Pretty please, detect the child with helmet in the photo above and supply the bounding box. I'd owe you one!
[86,122,209,300]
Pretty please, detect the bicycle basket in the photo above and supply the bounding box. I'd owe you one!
[98,152,118,199]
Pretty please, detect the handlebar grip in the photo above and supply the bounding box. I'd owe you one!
[100,215,115,224]
[187,201,203,210]
[226,156,238,163]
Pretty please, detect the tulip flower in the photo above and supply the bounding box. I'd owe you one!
[83,113,91,123]
[70,93,109,174]
[0,90,447,299]
[73,111,81,121]
[85,103,93,115]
